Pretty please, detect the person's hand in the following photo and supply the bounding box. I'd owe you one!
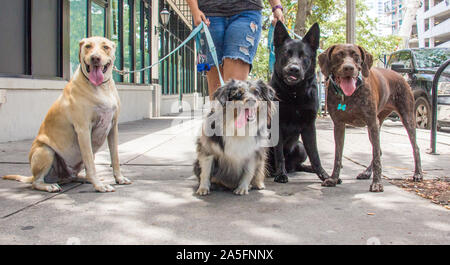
[272,8,284,25]
[192,8,210,27]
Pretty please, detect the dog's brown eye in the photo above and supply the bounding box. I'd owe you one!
[85,44,92,49]
[103,45,110,50]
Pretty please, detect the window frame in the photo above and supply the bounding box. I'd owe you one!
[158,2,196,95]
[112,0,152,85]
[89,0,109,38]
[0,0,196,90]
[0,0,68,81]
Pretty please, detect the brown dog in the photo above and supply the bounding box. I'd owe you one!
[318,44,423,192]
[3,37,131,192]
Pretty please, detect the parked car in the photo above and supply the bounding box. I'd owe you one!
[386,47,450,129]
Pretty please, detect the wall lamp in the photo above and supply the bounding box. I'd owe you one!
[155,6,170,34]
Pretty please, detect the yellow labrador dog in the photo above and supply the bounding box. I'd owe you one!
[3,36,131,192]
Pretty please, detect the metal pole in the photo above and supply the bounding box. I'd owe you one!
[346,0,356,44]
[178,50,183,113]
[430,58,450,154]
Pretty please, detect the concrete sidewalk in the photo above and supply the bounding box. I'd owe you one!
[0,113,449,244]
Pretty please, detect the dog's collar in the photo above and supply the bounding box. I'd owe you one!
[80,64,112,86]
[328,72,363,97]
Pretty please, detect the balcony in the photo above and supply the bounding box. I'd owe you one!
[423,0,450,19]
[423,18,450,39]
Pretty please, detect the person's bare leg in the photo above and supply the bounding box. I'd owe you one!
[206,65,223,100]
[223,58,250,81]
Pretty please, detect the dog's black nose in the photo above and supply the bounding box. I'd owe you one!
[288,65,300,75]
[90,56,101,66]
[343,64,355,73]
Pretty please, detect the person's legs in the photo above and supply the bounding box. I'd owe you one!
[207,58,249,100]
[223,58,250,81]
[206,65,223,98]
[201,11,261,98]
[198,16,225,99]
[222,10,262,82]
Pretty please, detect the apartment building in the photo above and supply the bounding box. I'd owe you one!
[384,0,450,48]
[416,0,450,47]
[368,0,392,35]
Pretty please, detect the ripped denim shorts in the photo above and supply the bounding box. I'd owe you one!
[197,10,262,68]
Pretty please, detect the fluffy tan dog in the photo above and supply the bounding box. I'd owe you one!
[3,37,131,192]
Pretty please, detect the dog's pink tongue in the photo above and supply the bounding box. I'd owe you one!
[339,77,357,96]
[235,110,248,129]
[88,66,104,86]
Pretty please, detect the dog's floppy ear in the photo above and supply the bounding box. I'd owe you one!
[357,45,373,78]
[302,23,320,50]
[318,45,336,77]
[78,39,86,63]
[274,21,290,48]
[256,80,275,101]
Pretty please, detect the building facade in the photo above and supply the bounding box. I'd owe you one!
[384,0,405,34]
[0,0,205,142]
[416,0,450,48]
[367,0,391,36]
[383,0,450,48]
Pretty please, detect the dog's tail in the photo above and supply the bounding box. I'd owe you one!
[2,175,34,183]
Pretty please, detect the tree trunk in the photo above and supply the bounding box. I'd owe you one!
[294,0,313,36]
[398,0,421,48]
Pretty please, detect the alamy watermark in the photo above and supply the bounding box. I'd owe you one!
[169,100,280,147]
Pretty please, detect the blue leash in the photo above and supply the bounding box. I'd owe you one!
[114,21,225,86]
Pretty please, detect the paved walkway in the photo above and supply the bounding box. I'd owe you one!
[0,113,449,244]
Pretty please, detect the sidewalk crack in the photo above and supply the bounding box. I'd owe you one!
[1,183,82,219]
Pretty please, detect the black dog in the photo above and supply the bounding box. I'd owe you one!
[268,22,330,183]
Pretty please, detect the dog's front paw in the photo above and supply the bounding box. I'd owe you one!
[115,176,132,185]
[369,182,384,192]
[317,170,330,182]
[234,186,249,195]
[95,184,115,193]
[196,186,210,196]
[413,172,423,182]
[356,172,371,179]
[254,182,265,190]
[44,184,62,193]
[274,174,288,183]
[321,178,339,187]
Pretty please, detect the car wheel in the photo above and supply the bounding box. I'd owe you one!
[415,96,431,129]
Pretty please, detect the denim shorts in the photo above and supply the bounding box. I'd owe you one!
[197,10,262,68]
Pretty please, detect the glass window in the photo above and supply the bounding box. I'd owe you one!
[111,0,122,82]
[91,2,105,37]
[413,49,450,69]
[123,0,131,83]
[70,0,87,76]
[136,0,142,83]
[144,7,150,84]
[389,52,412,68]
[31,0,59,77]
[0,0,26,75]
[144,9,151,84]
